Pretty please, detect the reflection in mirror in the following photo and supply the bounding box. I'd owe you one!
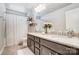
[66,8,79,33]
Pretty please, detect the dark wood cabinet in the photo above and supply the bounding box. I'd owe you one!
[27,34,79,55]
[35,42,40,48]
[27,37,31,48]
[30,40,34,53]
[35,47,40,55]
[27,34,35,53]
[35,37,40,42]
[40,39,78,55]
[40,45,59,55]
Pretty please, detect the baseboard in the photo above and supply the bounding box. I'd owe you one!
[0,42,5,55]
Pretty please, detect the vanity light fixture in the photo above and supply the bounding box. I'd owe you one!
[34,4,46,13]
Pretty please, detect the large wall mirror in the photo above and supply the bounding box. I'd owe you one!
[66,8,79,33]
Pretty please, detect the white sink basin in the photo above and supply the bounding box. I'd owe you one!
[42,34,68,39]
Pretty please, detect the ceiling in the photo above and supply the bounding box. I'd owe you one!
[6,3,71,17]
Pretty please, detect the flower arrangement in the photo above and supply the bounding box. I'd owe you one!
[27,17,33,21]
[43,23,52,34]
[27,17,37,26]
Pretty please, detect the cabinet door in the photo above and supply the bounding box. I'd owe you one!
[30,40,34,53]
[27,38,31,48]
[40,46,58,55]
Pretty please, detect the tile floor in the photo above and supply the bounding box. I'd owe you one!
[2,45,34,55]
[17,48,34,55]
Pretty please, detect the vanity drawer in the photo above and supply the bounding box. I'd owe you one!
[35,37,40,42]
[69,48,77,55]
[35,42,40,48]
[35,47,40,55]
[27,34,34,40]
[41,39,77,55]
[40,45,59,55]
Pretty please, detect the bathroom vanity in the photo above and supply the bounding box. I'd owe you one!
[27,32,79,55]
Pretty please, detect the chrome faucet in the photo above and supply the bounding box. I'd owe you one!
[67,30,74,38]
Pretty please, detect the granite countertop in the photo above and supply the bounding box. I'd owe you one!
[28,32,79,49]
